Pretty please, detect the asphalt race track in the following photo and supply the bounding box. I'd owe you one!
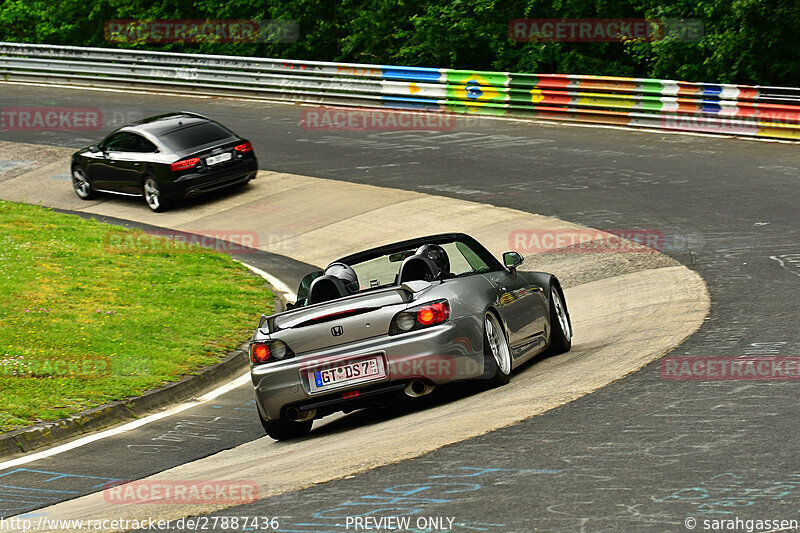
[2,84,800,532]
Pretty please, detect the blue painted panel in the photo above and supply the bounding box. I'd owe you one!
[381,66,442,82]
[701,84,723,95]
[381,96,442,110]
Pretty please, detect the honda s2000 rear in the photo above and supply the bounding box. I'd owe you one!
[249,233,572,440]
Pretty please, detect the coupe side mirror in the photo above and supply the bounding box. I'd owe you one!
[503,251,524,273]
[89,145,102,153]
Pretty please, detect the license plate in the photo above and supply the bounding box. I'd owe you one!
[308,356,385,393]
[206,152,232,166]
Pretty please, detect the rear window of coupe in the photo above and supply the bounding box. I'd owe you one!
[159,122,236,152]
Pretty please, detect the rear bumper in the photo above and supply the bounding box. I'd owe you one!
[251,316,485,421]
[164,157,258,199]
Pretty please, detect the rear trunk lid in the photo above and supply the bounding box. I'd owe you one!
[266,285,423,354]
[178,140,249,173]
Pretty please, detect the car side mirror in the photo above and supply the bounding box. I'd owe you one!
[503,251,524,273]
[89,145,102,153]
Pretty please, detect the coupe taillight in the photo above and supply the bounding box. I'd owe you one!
[389,300,450,335]
[170,157,200,172]
[234,142,253,153]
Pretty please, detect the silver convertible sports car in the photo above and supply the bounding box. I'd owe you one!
[250,233,572,440]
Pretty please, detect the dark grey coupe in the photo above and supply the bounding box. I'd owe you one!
[71,112,258,212]
[250,233,572,440]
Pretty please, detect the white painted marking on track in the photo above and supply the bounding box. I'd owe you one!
[770,255,800,277]
[0,373,250,471]
[0,263,290,471]
[0,80,214,99]
[239,262,297,302]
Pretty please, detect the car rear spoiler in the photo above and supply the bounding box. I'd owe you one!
[257,280,432,334]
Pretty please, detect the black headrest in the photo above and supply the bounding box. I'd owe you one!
[398,254,441,284]
[308,275,349,305]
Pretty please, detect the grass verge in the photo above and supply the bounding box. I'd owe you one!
[0,200,273,432]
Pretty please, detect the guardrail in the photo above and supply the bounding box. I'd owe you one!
[2,42,800,140]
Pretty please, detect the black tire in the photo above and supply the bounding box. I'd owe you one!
[481,310,512,387]
[143,177,170,212]
[545,282,572,356]
[260,414,312,441]
[71,166,96,200]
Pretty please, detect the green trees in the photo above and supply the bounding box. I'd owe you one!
[1,0,798,85]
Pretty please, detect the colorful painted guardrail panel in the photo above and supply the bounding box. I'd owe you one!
[1,42,799,139]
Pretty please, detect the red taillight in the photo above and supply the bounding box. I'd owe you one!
[250,340,292,364]
[389,300,450,335]
[416,302,449,326]
[251,343,270,364]
[170,158,200,172]
[234,142,253,153]
[342,390,359,400]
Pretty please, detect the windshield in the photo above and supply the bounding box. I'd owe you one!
[159,121,237,152]
[348,240,494,291]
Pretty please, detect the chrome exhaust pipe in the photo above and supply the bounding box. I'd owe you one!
[286,407,317,422]
[404,380,435,398]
